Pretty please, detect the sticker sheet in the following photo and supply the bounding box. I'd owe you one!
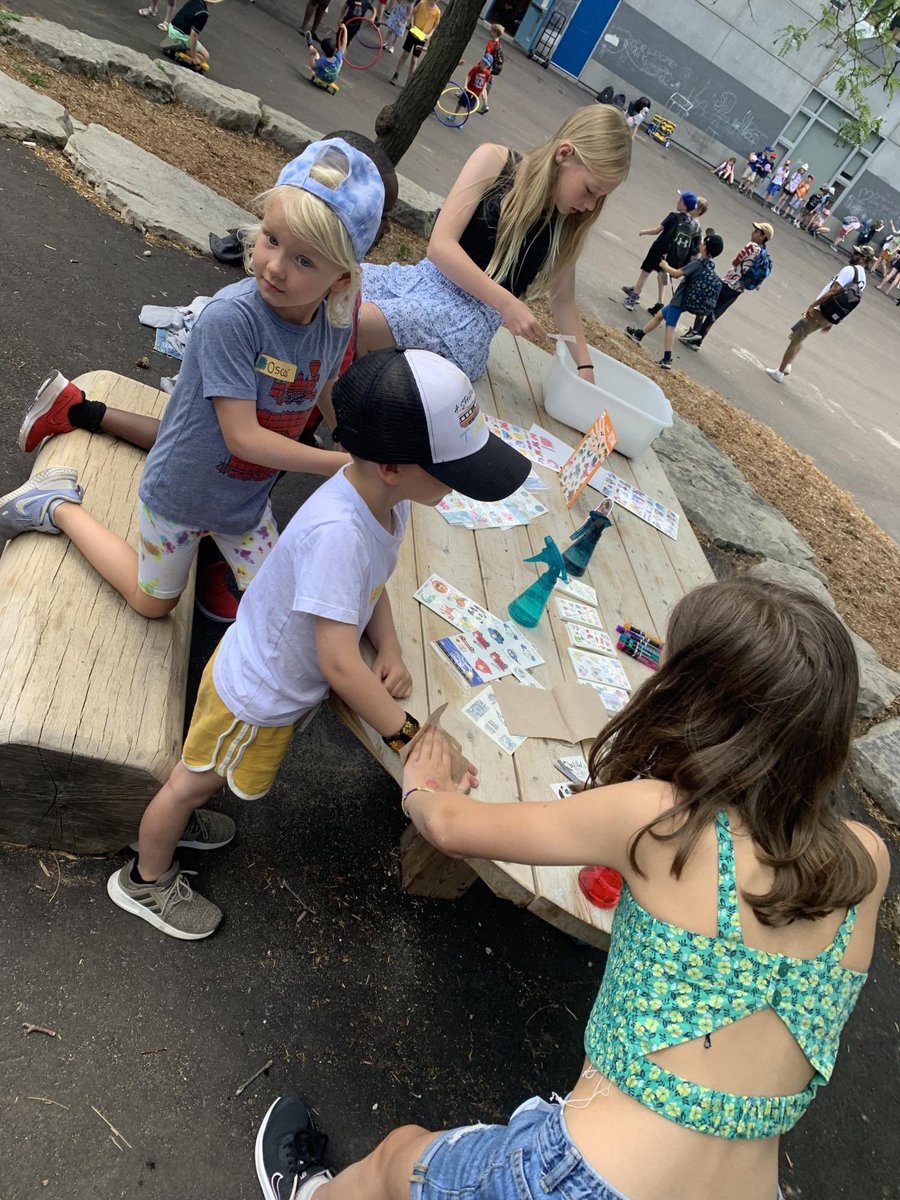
[434,635,513,687]
[529,424,577,471]
[436,487,548,531]
[414,576,544,669]
[484,416,569,471]
[554,597,604,628]
[565,622,617,657]
[460,686,526,755]
[580,681,630,713]
[556,755,590,784]
[567,646,631,691]
[553,576,598,606]
[589,468,680,540]
[558,412,618,507]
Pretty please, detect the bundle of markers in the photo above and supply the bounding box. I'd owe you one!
[616,624,662,671]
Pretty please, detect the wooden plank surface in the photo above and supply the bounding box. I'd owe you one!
[0,372,193,853]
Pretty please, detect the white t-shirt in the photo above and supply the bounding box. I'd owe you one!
[816,264,867,302]
[627,109,648,130]
[213,468,411,726]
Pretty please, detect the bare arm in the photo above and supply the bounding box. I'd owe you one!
[337,21,348,51]
[658,259,685,278]
[365,590,412,698]
[548,260,593,383]
[639,224,664,237]
[315,616,408,736]
[213,396,350,476]
[426,142,546,341]
[315,379,337,432]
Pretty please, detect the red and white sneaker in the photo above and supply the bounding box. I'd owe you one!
[18,371,83,453]
[195,559,243,623]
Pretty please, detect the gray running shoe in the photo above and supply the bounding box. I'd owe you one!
[106,861,222,939]
[129,808,235,853]
[0,469,83,541]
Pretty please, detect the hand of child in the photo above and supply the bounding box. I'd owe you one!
[402,726,479,794]
[373,651,413,699]
[500,295,546,342]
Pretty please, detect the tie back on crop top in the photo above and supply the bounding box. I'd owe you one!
[583,812,866,1140]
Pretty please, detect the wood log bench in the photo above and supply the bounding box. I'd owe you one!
[0,372,193,854]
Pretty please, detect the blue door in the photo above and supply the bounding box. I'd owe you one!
[552,0,620,78]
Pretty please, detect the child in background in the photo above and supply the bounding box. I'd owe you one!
[626,232,724,369]
[382,0,412,52]
[788,174,814,224]
[307,25,347,86]
[736,150,760,194]
[339,0,373,42]
[105,348,531,939]
[138,0,175,31]
[625,96,651,139]
[712,155,737,184]
[765,157,791,207]
[160,0,222,67]
[807,206,831,237]
[482,22,504,113]
[833,213,862,250]
[773,164,806,216]
[256,577,888,1200]
[457,52,492,117]
[622,189,699,313]
[3,140,384,618]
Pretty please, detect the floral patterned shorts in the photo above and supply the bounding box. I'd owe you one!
[137,501,278,599]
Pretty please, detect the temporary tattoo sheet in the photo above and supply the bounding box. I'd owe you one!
[553,576,598,606]
[558,413,618,507]
[485,416,570,471]
[556,754,590,784]
[434,634,512,687]
[579,681,630,713]
[567,646,631,691]
[460,686,526,755]
[414,576,544,669]
[565,622,617,657]
[436,487,548,531]
[554,597,604,628]
[589,468,680,540]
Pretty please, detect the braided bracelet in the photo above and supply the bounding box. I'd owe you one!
[401,785,435,818]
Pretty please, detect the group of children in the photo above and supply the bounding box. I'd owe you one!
[0,100,890,1200]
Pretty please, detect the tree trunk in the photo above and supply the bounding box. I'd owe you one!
[376,0,485,166]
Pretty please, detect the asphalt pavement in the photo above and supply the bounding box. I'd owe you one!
[5,0,900,542]
[0,138,897,1200]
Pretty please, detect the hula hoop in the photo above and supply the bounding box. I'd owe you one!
[343,17,383,70]
[433,82,475,128]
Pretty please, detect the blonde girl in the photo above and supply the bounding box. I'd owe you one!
[257,578,889,1200]
[357,105,632,380]
[3,140,385,618]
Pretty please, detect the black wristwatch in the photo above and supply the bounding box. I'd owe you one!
[383,712,420,752]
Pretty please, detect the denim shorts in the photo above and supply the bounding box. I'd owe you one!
[409,1098,632,1200]
[409,1097,786,1200]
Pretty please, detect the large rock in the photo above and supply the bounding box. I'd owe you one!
[0,69,73,146]
[656,413,824,580]
[64,123,254,253]
[156,61,261,133]
[393,173,443,237]
[745,560,900,720]
[9,14,174,99]
[852,719,900,821]
[258,107,321,156]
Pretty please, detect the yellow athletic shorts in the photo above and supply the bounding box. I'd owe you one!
[182,652,297,800]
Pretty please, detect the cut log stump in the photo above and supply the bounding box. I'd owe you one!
[0,372,192,853]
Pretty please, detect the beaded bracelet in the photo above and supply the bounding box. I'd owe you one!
[401,785,435,818]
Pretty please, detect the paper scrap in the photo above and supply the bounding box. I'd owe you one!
[492,677,608,744]
[399,703,472,785]
[460,686,525,755]
[558,412,618,507]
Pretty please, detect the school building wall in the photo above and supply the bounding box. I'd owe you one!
[563,0,900,220]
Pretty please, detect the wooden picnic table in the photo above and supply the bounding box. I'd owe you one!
[332,330,714,950]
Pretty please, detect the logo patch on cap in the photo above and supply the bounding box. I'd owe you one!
[455,388,484,439]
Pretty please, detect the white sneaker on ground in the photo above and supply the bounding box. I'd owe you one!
[765,368,785,383]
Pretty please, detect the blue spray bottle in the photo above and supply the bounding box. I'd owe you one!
[508,536,568,628]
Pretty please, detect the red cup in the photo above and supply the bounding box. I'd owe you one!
[578,865,623,909]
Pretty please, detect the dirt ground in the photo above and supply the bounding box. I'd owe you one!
[4,38,900,672]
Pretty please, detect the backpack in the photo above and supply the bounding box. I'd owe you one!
[740,246,772,291]
[596,85,614,104]
[818,266,865,324]
[491,42,504,73]
[682,260,722,315]
[666,214,697,269]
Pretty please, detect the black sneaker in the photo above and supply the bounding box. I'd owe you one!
[255,1095,330,1200]
[647,303,662,316]
[679,333,701,350]
[625,327,644,343]
[658,357,673,370]
[304,29,314,45]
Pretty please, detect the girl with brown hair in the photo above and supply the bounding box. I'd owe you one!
[256,577,889,1200]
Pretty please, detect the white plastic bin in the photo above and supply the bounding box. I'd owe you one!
[543,342,673,459]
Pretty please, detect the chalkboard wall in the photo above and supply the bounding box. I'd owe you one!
[838,169,900,223]
[592,6,791,157]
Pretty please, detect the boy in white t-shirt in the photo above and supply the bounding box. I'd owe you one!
[106,348,530,939]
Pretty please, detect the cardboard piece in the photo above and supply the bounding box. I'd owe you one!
[491,677,607,744]
[399,703,472,784]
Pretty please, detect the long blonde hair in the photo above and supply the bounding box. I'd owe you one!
[486,105,631,298]
[242,166,359,327]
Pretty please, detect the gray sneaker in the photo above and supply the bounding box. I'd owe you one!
[0,468,83,541]
[129,808,235,853]
[106,861,222,939]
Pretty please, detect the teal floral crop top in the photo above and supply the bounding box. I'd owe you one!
[584,812,867,1139]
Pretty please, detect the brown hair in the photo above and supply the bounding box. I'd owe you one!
[587,579,876,926]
